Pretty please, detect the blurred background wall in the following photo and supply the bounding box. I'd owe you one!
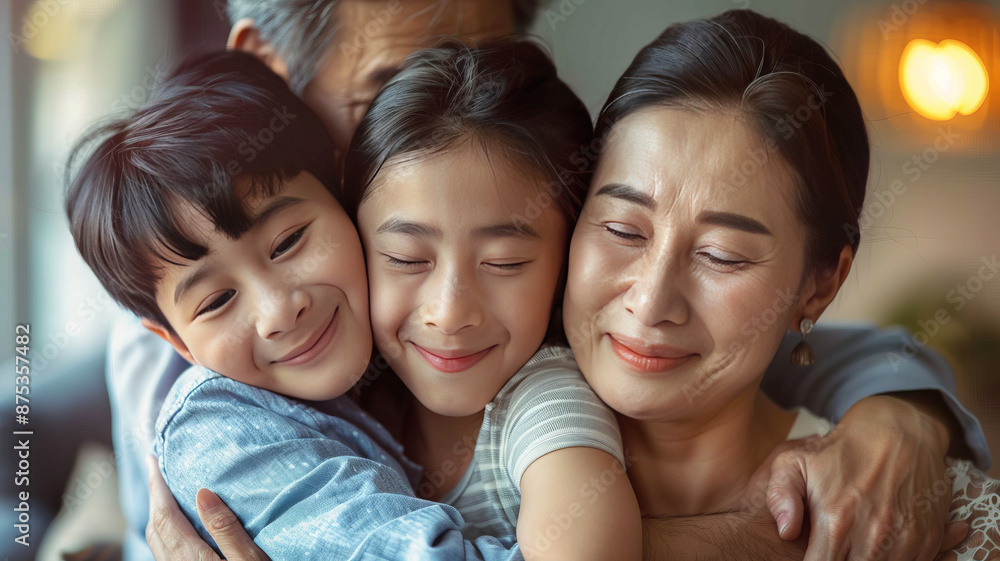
[2,0,998,558]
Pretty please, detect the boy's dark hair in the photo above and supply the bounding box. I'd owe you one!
[65,50,339,333]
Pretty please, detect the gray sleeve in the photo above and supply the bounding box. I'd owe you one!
[761,322,991,469]
[503,368,624,487]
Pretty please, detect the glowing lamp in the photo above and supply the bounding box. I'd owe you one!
[900,39,990,120]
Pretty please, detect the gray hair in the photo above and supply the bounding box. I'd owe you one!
[226,0,546,94]
[227,0,340,94]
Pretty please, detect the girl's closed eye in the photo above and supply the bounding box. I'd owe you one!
[483,260,531,275]
[271,226,308,259]
[382,253,429,271]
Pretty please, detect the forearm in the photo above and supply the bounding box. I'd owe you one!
[642,512,805,561]
[761,323,990,467]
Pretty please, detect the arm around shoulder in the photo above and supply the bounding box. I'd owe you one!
[157,374,523,560]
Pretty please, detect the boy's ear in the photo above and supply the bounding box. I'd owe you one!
[140,318,196,365]
[227,18,291,82]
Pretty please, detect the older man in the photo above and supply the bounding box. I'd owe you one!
[119,1,988,560]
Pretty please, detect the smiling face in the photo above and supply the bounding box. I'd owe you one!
[357,143,568,417]
[564,107,817,423]
[150,171,372,401]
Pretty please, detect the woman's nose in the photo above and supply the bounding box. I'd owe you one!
[621,251,690,327]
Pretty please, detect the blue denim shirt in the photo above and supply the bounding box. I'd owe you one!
[154,365,522,560]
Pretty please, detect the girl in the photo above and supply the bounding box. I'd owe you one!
[345,39,642,561]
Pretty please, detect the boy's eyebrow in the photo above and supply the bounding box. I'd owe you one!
[174,264,217,305]
[251,196,306,230]
[173,196,305,305]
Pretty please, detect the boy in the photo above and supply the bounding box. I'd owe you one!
[66,50,521,560]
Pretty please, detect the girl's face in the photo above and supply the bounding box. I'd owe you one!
[564,108,814,424]
[357,142,569,417]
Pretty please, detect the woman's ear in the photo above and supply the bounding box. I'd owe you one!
[140,318,196,365]
[789,246,854,330]
[227,18,290,82]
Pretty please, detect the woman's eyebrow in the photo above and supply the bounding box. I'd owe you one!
[595,183,656,209]
[697,211,772,235]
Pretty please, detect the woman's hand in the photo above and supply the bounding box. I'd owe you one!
[146,456,271,561]
[764,395,969,561]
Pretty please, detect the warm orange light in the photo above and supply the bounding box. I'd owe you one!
[900,39,989,121]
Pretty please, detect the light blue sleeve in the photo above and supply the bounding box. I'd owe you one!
[156,372,523,561]
[761,322,990,469]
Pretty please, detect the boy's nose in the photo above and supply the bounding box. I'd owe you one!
[256,289,309,339]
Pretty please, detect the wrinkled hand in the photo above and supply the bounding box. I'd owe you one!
[146,456,271,561]
[763,396,969,561]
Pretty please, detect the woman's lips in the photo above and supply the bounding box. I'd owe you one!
[412,344,495,373]
[607,334,695,373]
[274,309,339,366]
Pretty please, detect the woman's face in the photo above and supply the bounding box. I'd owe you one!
[563,107,813,423]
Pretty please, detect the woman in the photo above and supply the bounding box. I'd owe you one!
[146,10,986,560]
[563,9,998,559]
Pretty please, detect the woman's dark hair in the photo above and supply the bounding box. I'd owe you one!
[343,38,593,226]
[65,50,340,333]
[595,9,868,272]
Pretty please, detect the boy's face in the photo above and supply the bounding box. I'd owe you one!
[148,172,372,401]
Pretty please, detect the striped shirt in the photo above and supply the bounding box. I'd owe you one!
[440,345,624,539]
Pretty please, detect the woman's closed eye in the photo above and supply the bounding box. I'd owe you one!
[271,226,307,259]
[603,223,646,242]
[196,289,235,317]
[698,251,750,270]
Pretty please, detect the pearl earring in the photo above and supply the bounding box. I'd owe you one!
[791,318,815,366]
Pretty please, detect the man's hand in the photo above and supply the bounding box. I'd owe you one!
[146,455,271,561]
[764,395,968,561]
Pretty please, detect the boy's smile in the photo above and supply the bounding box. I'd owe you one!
[147,172,372,401]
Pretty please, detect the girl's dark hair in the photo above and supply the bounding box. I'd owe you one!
[343,38,593,226]
[596,9,869,272]
[65,50,339,332]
